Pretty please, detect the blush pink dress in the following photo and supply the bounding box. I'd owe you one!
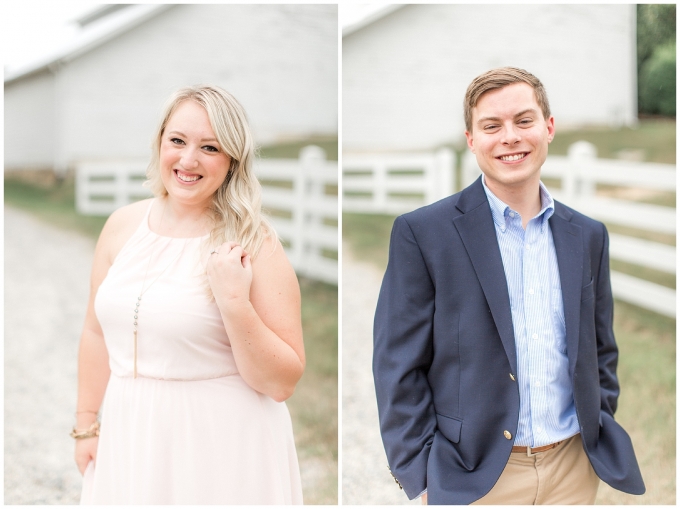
[81,201,303,504]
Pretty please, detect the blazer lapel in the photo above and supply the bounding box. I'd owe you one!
[549,204,583,376]
[453,179,518,375]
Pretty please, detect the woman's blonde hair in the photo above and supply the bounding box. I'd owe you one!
[146,85,275,259]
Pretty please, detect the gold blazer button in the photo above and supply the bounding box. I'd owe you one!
[504,430,512,440]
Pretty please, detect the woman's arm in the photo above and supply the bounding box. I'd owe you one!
[207,237,305,402]
[74,200,150,473]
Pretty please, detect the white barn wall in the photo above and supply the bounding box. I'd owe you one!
[5,71,56,169]
[8,4,337,171]
[343,4,636,152]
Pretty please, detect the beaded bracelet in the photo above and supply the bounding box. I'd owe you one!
[70,420,100,439]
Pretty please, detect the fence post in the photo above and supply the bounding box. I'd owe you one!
[114,166,128,209]
[76,165,89,215]
[462,150,481,188]
[434,148,455,200]
[374,161,387,211]
[298,145,326,278]
[567,141,597,202]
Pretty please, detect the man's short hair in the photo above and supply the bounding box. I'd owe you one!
[464,67,551,132]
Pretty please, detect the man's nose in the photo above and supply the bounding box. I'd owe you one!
[501,125,521,145]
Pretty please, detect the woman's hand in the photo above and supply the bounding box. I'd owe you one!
[207,242,252,308]
[75,436,99,475]
[206,236,304,401]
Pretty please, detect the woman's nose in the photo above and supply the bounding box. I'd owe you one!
[179,147,199,169]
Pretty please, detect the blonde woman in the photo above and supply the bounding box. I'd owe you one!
[73,85,305,504]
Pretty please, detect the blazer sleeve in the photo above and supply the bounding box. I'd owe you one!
[373,215,436,499]
[594,223,620,417]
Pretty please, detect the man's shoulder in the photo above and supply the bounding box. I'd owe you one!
[398,179,482,228]
[400,193,462,224]
[553,199,606,233]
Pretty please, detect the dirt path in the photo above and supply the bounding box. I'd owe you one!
[342,247,419,505]
[4,206,95,504]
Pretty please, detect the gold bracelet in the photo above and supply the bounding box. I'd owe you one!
[70,420,100,439]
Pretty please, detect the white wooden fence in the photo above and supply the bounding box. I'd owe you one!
[75,146,338,284]
[344,142,676,318]
[343,148,454,213]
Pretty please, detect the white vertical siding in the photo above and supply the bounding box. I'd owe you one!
[343,4,636,151]
[4,71,56,169]
[6,4,338,171]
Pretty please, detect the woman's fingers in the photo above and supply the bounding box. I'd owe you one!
[75,437,98,475]
[212,242,249,265]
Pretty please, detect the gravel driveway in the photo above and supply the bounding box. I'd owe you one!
[5,206,94,504]
[342,247,419,505]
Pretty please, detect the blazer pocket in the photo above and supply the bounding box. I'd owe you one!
[436,413,462,444]
[581,277,595,302]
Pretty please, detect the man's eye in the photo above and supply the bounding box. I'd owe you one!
[518,119,532,125]
[484,125,499,131]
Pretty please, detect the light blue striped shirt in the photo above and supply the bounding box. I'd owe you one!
[482,176,580,447]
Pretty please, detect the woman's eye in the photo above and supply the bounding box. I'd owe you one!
[203,145,219,152]
[170,138,185,145]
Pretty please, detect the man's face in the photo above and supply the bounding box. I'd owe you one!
[465,82,555,195]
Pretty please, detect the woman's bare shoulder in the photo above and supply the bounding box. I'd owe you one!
[97,198,154,263]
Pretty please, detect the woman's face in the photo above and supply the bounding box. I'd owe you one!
[159,100,232,209]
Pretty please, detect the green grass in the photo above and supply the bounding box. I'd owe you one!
[5,174,338,504]
[342,213,397,271]
[4,177,109,237]
[549,118,676,164]
[259,136,338,161]
[288,278,338,504]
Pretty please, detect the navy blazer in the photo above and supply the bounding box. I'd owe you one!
[373,177,644,504]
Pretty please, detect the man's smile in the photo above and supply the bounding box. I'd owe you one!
[497,152,529,162]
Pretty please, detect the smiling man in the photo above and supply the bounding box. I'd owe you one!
[373,67,645,505]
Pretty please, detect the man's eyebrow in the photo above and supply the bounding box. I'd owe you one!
[476,115,501,124]
[514,108,538,118]
[476,108,539,125]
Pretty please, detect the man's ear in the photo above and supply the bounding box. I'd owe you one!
[465,130,475,153]
[546,116,555,144]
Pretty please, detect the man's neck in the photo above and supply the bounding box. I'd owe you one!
[483,176,542,229]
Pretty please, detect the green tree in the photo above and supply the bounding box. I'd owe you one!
[639,42,676,116]
[637,4,676,116]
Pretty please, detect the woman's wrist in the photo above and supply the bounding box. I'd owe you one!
[70,420,100,439]
[75,410,99,428]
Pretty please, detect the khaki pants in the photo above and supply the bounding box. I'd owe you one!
[423,434,600,505]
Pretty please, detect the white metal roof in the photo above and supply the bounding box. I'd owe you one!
[4,4,172,84]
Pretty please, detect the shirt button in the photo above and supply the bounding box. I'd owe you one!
[504,430,512,440]
[509,212,515,218]
[537,426,543,433]
[532,333,538,340]
[534,380,541,387]
[525,245,530,250]
[528,288,535,295]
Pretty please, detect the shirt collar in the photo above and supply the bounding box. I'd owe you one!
[481,174,555,231]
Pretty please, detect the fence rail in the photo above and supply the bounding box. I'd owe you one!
[343,148,454,214]
[76,146,338,284]
[344,142,676,317]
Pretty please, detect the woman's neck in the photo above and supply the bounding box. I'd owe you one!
[150,196,214,237]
